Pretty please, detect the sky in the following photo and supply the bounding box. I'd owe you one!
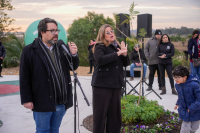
[7,0,200,32]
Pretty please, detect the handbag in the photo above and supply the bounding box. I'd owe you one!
[192,58,200,66]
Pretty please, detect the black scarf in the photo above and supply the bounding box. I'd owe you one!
[38,38,67,104]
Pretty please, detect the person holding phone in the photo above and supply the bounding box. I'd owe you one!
[157,34,177,95]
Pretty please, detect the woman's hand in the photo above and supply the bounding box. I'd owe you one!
[160,54,166,58]
[117,41,128,57]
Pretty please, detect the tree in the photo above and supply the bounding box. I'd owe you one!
[138,28,147,38]
[161,27,200,35]
[3,34,25,67]
[68,11,115,66]
[0,0,20,39]
[181,37,187,46]
[114,1,139,38]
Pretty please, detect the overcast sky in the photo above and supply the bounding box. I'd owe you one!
[8,0,200,32]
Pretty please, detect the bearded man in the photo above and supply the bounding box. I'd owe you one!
[20,18,79,133]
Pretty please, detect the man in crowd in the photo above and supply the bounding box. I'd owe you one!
[0,41,6,78]
[144,29,162,91]
[20,18,79,133]
[129,44,147,81]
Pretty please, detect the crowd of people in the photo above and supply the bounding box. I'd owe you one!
[188,30,200,79]
[86,28,200,133]
[15,17,200,133]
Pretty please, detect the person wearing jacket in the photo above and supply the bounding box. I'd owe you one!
[20,18,79,133]
[87,39,95,74]
[173,65,200,133]
[144,29,162,91]
[188,31,200,79]
[91,24,129,133]
[188,30,199,74]
[129,44,147,81]
[157,34,177,95]
[0,41,6,77]
[188,30,199,48]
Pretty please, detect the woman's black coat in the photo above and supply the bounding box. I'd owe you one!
[91,43,130,88]
[156,42,175,64]
[88,45,94,60]
[20,38,79,112]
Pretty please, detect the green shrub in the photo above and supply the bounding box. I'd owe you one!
[121,95,165,124]
[172,59,182,69]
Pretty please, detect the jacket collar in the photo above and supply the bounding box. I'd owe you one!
[31,38,41,49]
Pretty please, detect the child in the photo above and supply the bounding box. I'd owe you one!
[173,65,200,133]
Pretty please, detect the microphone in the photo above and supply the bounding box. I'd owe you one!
[57,39,71,56]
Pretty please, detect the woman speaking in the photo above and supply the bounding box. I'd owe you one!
[91,24,130,133]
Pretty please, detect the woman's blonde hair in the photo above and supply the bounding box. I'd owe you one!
[93,24,119,53]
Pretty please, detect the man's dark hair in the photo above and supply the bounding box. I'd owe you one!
[37,18,58,38]
[172,65,189,78]
[192,30,199,36]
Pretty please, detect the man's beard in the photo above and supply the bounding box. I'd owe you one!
[47,35,58,46]
[47,39,56,46]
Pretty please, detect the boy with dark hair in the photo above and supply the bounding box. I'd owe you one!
[173,65,200,133]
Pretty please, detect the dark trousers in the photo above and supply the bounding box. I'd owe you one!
[158,64,174,88]
[148,64,161,88]
[92,87,122,133]
[89,60,94,73]
[0,59,3,75]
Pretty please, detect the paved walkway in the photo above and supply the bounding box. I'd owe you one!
[0,75,199,133]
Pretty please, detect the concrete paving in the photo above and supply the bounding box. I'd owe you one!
[0,75,199,133]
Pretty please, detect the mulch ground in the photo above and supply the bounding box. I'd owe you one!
[82,114,181,133]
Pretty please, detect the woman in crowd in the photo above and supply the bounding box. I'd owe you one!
[91,24,129,133]
[87,39,96,74]
[188,31,200,79]
[157,34,177,95]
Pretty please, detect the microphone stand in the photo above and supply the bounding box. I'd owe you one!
[63,51,90,133]
[126,45,162,100]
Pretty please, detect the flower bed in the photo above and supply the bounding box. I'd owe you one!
[121,95,182,133]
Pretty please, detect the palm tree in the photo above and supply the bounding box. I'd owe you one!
[2,34,25,67]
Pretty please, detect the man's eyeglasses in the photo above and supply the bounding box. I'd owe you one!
[173,76,181,80]
[106,30,114,35]
[46,30,61,34]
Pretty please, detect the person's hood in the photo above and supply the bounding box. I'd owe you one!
[184,74,200,84]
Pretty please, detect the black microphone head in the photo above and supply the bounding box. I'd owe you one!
[57,39,65,46]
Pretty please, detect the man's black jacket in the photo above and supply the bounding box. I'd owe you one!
[130,49,146,64]
[0,43,6,58]
[20,38,79,112]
